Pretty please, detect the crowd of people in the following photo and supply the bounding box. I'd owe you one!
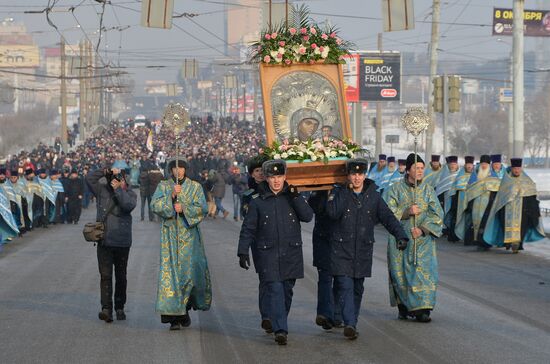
[367,153,546,253]
[0,115,265,244]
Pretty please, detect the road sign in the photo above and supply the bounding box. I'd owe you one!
[358,52,401,102]
[382,0,415,32]
[492,8,550,37]
[385,135,399,144]
[499,88,513,103]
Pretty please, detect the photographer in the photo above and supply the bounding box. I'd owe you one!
[86,166,137,323]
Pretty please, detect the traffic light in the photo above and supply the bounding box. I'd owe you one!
[432,76,443,113]
[448,75,461,113]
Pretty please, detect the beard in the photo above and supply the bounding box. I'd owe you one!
[477,167,490,180]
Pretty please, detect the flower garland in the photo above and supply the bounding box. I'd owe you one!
[261,138,363,164]
[250,9,353,66]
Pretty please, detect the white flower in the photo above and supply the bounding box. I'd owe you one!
[311,155,318,162]
[298,151,304,157]
[329,151,337,158]
[274,153,281,159]
[270,50,279,59]
[314,48,321,55]
[278,47,285,54]
[321,46,330,59]
[281,152,288,159]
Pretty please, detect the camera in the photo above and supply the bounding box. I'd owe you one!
[106,169,125,183]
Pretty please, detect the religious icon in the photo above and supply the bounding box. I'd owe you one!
[259,63,352,145]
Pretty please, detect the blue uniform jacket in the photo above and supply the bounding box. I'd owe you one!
[326,180,408,278]
[238,181,314,282]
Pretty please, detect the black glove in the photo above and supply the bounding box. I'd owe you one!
[396,239,408,251]
[288,184,300,199]
[238,254,250,270]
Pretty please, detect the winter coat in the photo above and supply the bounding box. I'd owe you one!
[64,177,84,198]
[308,191,332,270]
[210,172,227,199]
[238,182,314,282]
[230,173,248,195]
[86,169,137,248]
[148,170,164,197]
[326,180,408,278]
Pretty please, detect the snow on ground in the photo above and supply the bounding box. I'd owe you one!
[525,168,550,192]
[525,238,550,261]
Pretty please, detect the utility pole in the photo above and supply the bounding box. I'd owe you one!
[375,33,383,157]
[442,73,448,157]
[512,0,524,157]
[426,0,440,159]
[508,49,513,159]
[60,37,68,152]
[79,41,87,141]
[242,71,247,122]
[99,65,104,125]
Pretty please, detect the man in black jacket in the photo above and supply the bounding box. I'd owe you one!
[86,166,137,323]
[308,190,343,331]
[238,159,313,345]
[326,158,408,340]
[64,169,84,224]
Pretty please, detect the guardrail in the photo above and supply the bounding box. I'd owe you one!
[541,207,550,217]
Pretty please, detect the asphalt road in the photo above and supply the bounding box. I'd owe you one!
[1,193,550,364]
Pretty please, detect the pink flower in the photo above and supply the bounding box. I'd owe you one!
[265,33,271,40]
[310,27,317,35]
[271,32,278,39]
[285,59,291,65]
[303,35,310,42]
[311,43,317,49]
[289,28,297,35]
[278,41,286,47]
[263,55,271,63]
[283,139,289,145]
[258,148,264,154]
[336,38,342,45]
[300,27,307,34]
[298,46,306,55]
[257,45,262,51]
[330,32,336,38]
[319,46,325,53]
[309,60,315,64]
[321,33,328,40]
[276,53,283,59]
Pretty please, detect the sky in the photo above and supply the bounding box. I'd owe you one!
[0,0,548,92]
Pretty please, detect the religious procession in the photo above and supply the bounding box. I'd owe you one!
[2,1,550,363]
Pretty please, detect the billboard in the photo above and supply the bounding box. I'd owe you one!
[358,52,401,102]
[492,8,550,37]
[0,45,40,68]
[342,54,360,103]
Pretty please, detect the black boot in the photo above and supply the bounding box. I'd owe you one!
[343,326,358,340]
[98,309,113,323]
[397,304,409,320]
[414,309,431,323]
[169,322,181,331]
[116,309,126,320]
[261,319,273,334]
[315,315,333,330]
[180,314,191,327]
[274,331,287,345]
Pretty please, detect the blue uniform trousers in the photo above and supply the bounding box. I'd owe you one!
[264,279,296,334]
[334,276,365,328]
[317,268,342,323]
[259,280,269,320]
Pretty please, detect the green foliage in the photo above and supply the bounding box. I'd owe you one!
[249,5,354,65]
